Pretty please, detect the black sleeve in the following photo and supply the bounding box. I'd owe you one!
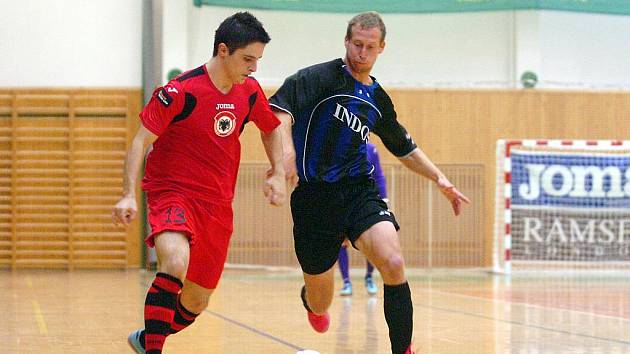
[269,59,344,123]
[372,87,417,157]
[269,73,299,120]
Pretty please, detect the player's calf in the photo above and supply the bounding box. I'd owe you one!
[300,286,330,333]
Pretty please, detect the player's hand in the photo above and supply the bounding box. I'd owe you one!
[112,196,138,225]
[264,167,286,206]
[283,149,299,188]
[436,176,470,216]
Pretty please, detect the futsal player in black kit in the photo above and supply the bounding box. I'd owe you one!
[269,11,470,354]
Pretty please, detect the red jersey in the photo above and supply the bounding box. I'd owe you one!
[140,64,280,203]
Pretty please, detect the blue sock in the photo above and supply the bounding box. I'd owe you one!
[338,246,350,283]
[366,261,374,278]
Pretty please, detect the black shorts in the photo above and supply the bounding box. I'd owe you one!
[290,176,400,275]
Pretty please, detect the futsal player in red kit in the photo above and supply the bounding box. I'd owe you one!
[112,12,285,354]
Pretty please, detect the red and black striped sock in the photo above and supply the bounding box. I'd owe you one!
[169,295,199,335]
[144,272,183,354]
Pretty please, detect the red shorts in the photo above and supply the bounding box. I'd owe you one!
[146,191,233,289]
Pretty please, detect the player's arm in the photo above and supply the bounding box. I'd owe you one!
[112,81,184,225]
[373,88,469,216]
[269,72,301,187]
[261,127,286,206]
[274,110,298,187]
[269,65,334,186]
[249,79,287,206]
[397,147,441,182]
[397,148,470,215]
[112,125,156,225]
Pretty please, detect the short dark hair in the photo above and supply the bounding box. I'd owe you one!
[213,12,271,57]
[346,11,386,42]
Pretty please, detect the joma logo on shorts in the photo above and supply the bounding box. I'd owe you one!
[332,103,370,141]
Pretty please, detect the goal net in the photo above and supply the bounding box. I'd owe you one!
[494,139,630,274]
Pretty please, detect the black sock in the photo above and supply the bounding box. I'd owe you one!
[300,285,313,313]
[384,282,413,354]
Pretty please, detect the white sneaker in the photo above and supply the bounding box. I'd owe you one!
[365,277,377,295]
[127,329,145,353]
[340,281,353,296]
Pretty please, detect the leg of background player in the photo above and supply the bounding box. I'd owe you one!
[338,245,353,296]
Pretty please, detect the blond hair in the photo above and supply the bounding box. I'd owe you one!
[346,11,386,42]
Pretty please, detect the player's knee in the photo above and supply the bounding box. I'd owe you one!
[159,256,188,280]
[184,295,209,313]
[379,254,405,279]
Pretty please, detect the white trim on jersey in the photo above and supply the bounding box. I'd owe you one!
[269,103,295,125]
[399,147,419,159]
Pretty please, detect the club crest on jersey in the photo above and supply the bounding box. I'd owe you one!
[213,111,237,137]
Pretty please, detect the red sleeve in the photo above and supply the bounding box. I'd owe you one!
[249,80,280,134]
[139,81,185,136]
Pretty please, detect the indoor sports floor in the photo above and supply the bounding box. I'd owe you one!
[2,268,629,353]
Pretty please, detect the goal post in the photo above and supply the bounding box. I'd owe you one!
[494,139,630,274]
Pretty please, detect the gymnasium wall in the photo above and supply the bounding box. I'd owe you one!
[0,89,143,269]
[238,89,630,267]
[186,6,513,88]
[184,6,630,89]
[0,0,143,87]
[0,88,626,269]
[1,2,628,268]
[1,2,628,89]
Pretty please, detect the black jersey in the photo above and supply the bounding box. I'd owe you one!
[270,58,417,183]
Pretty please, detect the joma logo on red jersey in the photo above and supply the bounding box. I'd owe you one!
[216,103,235,110]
